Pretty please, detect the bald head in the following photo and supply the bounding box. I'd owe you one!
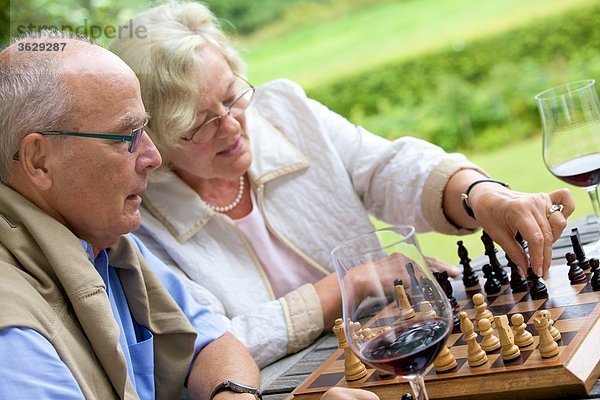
[0,31,160,251]
[0,31,143,182]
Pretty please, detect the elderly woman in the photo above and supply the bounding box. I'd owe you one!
[110,2,574,368]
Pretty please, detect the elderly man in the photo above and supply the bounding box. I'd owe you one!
[0,31,379,400]
[0,31,261,399]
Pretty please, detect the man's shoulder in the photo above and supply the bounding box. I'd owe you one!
[0,259,61,331]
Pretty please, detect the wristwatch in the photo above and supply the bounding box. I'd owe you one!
[209,380,263,399]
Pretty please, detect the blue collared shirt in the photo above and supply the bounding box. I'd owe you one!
[0,234,228,399]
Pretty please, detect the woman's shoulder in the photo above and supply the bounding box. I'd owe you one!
[255,78,308,102]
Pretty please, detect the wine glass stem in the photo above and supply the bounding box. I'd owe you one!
[405,374,429,400]
[587,186,600,218]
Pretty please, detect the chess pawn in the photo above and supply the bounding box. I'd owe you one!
[350,321,363,340]
[482,264,501,295]
[539,310,561,342]
[527,267,548,299]
[459,311,488,367]
[433,345,457,372]
[494,315,521,361]
[566,252,587,284]
[419,300,437,319]
[361,328,375,339]
[507,255,528,293]
[472,293,494,326]
[333,319,367,381]
[533,311,560,359]
[394,281,416,320]
[590,258,599,273]
[478,318,501,352]
[511,313,534,347]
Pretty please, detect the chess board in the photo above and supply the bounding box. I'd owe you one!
[288,263,600,400]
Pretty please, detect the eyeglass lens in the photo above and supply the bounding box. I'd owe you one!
[191,83,254,143]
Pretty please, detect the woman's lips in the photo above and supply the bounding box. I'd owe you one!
[217,138,242,157]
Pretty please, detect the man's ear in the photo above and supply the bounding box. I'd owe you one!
[17,134,54,190]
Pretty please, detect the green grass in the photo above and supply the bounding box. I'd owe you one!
[240,0,596,89]
[416,135,593,265]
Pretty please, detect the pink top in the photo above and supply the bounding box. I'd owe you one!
[234,191,325,298]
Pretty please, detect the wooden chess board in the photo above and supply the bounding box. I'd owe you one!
[288,263,600,400]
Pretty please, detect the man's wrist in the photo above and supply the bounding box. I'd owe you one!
[209,380,263,400]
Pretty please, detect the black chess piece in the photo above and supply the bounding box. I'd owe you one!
[570,228,590,271]
[457,240,479,287]
[590,258,599,273]
[401,393,414,400]
[482,263,501,295]
[433,271,458,311]
[507,255,528,292]
[515,231,528,251]
[590,259,600,291]
[481,231,509,284]
[565,252,587,284]
[527,267,548,299]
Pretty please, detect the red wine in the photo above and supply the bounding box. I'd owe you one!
[359,318,449,376]
[552,153,600,188]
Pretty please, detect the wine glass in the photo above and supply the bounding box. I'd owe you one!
[332,225,452,400]
[535,79,600,218]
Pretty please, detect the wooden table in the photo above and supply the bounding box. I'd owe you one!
[261,216,600,400]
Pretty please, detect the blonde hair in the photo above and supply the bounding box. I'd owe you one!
[109,1,246,169]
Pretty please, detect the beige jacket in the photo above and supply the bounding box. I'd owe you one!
[0,183,197,399]
[137,79,481,367]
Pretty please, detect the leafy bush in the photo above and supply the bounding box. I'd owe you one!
[307,5,600,152]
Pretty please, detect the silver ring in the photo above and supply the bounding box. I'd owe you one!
[546,203,564,218]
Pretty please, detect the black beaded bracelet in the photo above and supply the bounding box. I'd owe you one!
[461,179,510,219]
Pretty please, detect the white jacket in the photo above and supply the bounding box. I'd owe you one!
[136,79,480,367]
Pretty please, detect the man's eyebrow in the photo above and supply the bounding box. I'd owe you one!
[113,113,150,133]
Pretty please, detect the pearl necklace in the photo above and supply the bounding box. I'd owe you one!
[207,176,245,213]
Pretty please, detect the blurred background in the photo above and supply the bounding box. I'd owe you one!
[3,0,599,264]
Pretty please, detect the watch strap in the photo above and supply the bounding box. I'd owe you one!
[461,179,509,219]
[209,380,263,400]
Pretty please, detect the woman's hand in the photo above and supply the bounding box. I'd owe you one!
[468,184,575,278]
[424,255,460,277]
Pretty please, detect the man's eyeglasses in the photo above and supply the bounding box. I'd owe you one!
[182,76,255,144]
[12,120,148,161]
